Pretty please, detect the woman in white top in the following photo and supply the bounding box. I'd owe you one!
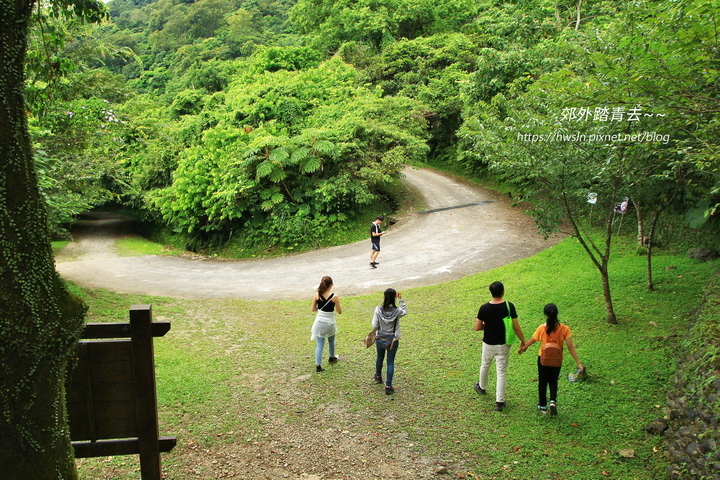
[310,276,342,372]
[372,288,407,394]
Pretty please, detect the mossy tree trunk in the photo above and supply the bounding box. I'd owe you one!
[0,0,87,478]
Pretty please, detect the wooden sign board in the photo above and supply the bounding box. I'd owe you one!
[66,305,176,479]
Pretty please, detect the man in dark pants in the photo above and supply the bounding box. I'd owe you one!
[370,216,385,268]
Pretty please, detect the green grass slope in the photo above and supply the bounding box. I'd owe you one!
[71,236,718,479]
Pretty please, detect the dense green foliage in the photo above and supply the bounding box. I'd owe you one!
[141,57,428,247]
[8,0,719,476]
[454,0,719,321]
[25,0,718,252]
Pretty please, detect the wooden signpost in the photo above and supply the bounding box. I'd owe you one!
[66,305,176,479]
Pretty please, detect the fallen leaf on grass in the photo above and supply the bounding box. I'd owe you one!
[618,449,636,458]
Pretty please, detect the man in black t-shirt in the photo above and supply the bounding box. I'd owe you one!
[369,216,385,268]
[473,281,527,411]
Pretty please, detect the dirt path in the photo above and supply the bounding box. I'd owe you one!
[68,167,563,479]
[56,167,559,300]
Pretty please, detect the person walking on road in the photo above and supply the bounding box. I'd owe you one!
[372,288,407,395]
[370,216,385,268]
[519,303,583,415]
[310,276,342,372]
[474,281,527,411]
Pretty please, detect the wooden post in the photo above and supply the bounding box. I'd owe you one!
[129,305,162,480]
[67,305,175,479]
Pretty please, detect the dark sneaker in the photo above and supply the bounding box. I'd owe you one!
[316,366,324,373]
[537,405,548,414]
[495,402,505,412]
[374,375,383,384]
[328,356,338,364]
[473,383,486,396]
[370,263,377,269]
[549,401,557,416]
[385,386,395,395]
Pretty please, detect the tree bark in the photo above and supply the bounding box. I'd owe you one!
[646,203,668,292]
[600,264,617,324]
[632,198,645,246]
[646,224,655,291]
[575,0,583,30]
[601,205,617,324]
[0,0,86,478]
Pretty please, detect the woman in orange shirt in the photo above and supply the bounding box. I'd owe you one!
[519,303,583,415]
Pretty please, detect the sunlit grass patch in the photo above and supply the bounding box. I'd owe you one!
[115,236,187,257]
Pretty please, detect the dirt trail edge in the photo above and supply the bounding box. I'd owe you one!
[56,167,560,300]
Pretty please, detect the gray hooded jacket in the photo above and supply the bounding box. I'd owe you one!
[372,299,408,338]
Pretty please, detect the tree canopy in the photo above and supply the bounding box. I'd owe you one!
[23,0,718,253]
[2,0,719,475]
[15,0,720,296]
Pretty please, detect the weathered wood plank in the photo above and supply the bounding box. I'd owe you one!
[72,436,177,458]
[82,321,170,339]
[130,305,163,479]
[66,305,174,479]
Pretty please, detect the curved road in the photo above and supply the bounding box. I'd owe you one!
[55,167,559,300]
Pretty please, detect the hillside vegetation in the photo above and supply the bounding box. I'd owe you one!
[27,0,719,254]
[16,0,719,477]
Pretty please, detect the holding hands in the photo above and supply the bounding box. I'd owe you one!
[518,339,533,355]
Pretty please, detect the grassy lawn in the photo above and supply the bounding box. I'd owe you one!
[51,240,70,253]
[72,236,718,479]
[114,236,189,256]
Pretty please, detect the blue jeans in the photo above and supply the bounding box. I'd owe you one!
[315,335,335,365]
[375,340,399,387]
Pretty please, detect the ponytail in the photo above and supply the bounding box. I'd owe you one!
[544,303,559,334]
[382,288,397,311]
[317,276,333,295]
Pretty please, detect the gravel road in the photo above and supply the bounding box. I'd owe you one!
[55,167,559,300]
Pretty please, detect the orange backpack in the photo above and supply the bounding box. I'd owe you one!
[540,334,563,367]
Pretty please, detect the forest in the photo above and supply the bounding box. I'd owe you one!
[2,1,719,478]
[26,0,720,253]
